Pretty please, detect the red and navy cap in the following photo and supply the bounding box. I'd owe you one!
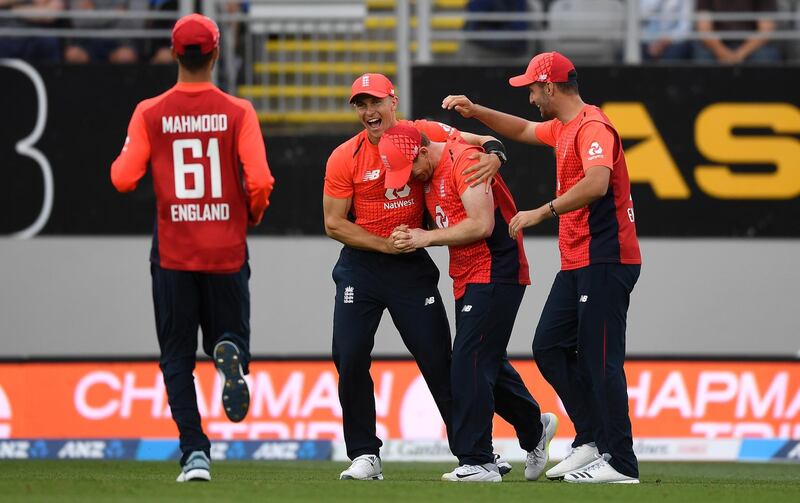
[379,124,422,189]
[509,51,576,87]
[349,73,397,103]
[172,13,220,55]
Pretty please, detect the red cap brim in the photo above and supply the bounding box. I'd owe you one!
[509,74,534,87]
[349,90,391,103]
[384,162,412,189]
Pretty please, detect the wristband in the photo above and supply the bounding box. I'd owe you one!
[481,139,507,167]
[548,200,559,218]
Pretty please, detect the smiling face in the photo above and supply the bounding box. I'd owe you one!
[529,82,555,120]
[352,95,398,144]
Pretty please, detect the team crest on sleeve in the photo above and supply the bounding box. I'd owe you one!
[587,141,604,160]
[437,122,454,135]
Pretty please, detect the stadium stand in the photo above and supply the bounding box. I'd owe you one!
[543,0,625,63]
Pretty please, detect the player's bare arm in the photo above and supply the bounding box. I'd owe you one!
[508,165,611,237]
[395,185,495,249]
[459,131,504,191]
[323,194,413,254]
[442,94,544,146]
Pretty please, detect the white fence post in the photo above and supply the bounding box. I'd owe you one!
[396,0,411,118]
[417,0,433,64]
[625,0,642,64]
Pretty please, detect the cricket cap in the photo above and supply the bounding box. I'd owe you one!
[509,51,576,87]
[172,13,220,55]
[349,73,397,103]
[379,124,421,190]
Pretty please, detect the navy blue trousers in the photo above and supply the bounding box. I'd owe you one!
[453,283,543,465]
[331,247,453,460]
[151,262,251,465]
[532,263,640,478]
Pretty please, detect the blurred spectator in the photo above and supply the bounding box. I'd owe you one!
[63,0,139,63]
[146,0,175,63]
[0,0,64,63]
[693,0,782,63]
[462,0,529,58]
[641,0,694,61]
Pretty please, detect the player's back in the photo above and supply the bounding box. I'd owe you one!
[140,83,253,272]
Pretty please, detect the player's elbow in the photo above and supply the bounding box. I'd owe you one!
[324,215,342,238]
[110,172,136,193]
[479,219,495,239]
[592,181,609,199]
[110,161,138,192]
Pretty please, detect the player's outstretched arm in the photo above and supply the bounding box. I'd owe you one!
[442,95,543,146]
[323,194,413,254]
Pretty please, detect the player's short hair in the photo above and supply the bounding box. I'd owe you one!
[419,131,430,148]
[177,45,214,72]
[555,70,579,95]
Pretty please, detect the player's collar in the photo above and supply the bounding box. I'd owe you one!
[174,81,216,92]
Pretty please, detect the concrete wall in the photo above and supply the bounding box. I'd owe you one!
[1,237,798,358]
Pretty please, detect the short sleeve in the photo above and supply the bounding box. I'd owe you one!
[323,145,354,199]
[412,118,461,142]
[534,120,558,147]
[577,121,616,172]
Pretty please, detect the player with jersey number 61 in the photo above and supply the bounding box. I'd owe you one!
[110,13,274,483]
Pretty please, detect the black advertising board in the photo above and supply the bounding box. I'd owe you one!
[2,63,798,237]
[412,65,800,237]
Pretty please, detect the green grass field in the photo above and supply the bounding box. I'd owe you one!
[1,461,798,503]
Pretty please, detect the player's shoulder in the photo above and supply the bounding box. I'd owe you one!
[330,130,368,162]
[211,87,256,115]
[135,88,176,114]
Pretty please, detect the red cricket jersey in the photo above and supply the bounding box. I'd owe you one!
[426,138,530,299]
[111,82,274,272]
[324,119,461,238]
[535,105,641,271]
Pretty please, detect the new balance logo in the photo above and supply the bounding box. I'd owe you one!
[362,169,381,181]
[579,295,588,303]
[461,305,472,312]
[424,297,435,306]
[344,286,354,304]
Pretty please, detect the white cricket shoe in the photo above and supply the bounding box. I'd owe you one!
[176,451,211,482]
[564,454,640,484]
[494,453,512,476]
[442,463,502,483]
[525,412,559,480]
[545,442,599,480]
[339,454,383,480]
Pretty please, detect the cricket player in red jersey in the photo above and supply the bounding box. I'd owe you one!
[324,73,511,481]
[442,52,642,484]
[379,124,557,483]
[110,13,274,483]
